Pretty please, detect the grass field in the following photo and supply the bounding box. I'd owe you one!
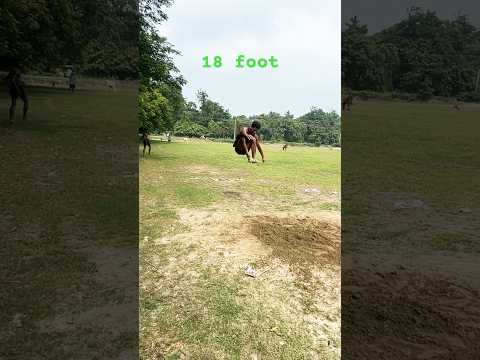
[0,87,138,358]
[342,99,480,253]
[140,140,341,359]
[342,99,480,358]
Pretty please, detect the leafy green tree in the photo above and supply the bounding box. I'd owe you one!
[138,0,185,133]
[196,91,231,127]
[139,86,173,132]
[1,0,140,78]
[174,120,206,137]
[343,8,480,99]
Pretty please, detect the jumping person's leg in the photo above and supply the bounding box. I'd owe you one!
[250,139,257,162]
[148,142,151,155]
[240,137,251,162]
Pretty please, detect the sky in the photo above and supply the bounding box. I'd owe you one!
[158,0,341,117]
[342,0,480,33]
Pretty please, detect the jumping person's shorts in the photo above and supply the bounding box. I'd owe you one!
[235,145,246,155]
[233,135,253,155]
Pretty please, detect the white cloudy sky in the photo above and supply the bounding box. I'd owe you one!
[159,0,341,117]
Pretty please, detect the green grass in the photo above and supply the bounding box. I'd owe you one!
[140,140,340,359]
[0,87,138,359]
[343,100,480,253]
[142,140,339,197]
[141,265,316,360]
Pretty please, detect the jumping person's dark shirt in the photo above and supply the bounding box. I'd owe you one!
[246,127,256,137]
[233,127,257,147]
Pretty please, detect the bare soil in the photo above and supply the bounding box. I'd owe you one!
[343,261,480,359]
[249,217,340,273]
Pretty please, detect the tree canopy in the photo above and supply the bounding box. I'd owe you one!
[174,92,341,146]
[342,7,480,100]
[1,0,140,78]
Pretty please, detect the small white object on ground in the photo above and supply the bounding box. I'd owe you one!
[244,266,257,278]
[393,199,427,210]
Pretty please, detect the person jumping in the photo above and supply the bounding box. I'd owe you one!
[233,120,265,163]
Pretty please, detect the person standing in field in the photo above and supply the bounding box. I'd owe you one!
[67,67,76,93]
[141,129,151,155]
[5,66,29,124]
[233,120,265,163]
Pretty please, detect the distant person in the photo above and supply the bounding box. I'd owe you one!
[453,99,461,111]
[141,130,151,156]
[5,66,28,124]
[106,79,116,91]
[233,120,265,163]
[342,95,353,111]
[68,69,76,93]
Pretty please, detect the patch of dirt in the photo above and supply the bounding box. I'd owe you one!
[343,267,480,359]
[145,202,341,357]
[223,190,242,198]
[297,187,340,204]
[186,165,219,175]
[248,217,340,273]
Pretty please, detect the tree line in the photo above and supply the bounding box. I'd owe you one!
[171,91,341,146]
[342,7,480,101]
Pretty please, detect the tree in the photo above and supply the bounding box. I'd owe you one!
[343,8,480,99]
[196,91,231,128]
[1,0,140,78]
[138,0,186,133]
[139,86,173,132]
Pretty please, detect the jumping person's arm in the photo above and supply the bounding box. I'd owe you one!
[255,135,265,162]
[240,127,255,141]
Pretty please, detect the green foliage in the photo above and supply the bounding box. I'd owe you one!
[1,0,139,78]
[138,0,185,133]
[139,86,173,132]
[174,120,206,137]
[138,29,184,88]
[197,91,231,128]
[175,91,341,146]
[297,108,341,146]
[342,8,480,99]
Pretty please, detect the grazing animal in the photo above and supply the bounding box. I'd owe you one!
[282,144,288,151]
[342,95,354,111]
